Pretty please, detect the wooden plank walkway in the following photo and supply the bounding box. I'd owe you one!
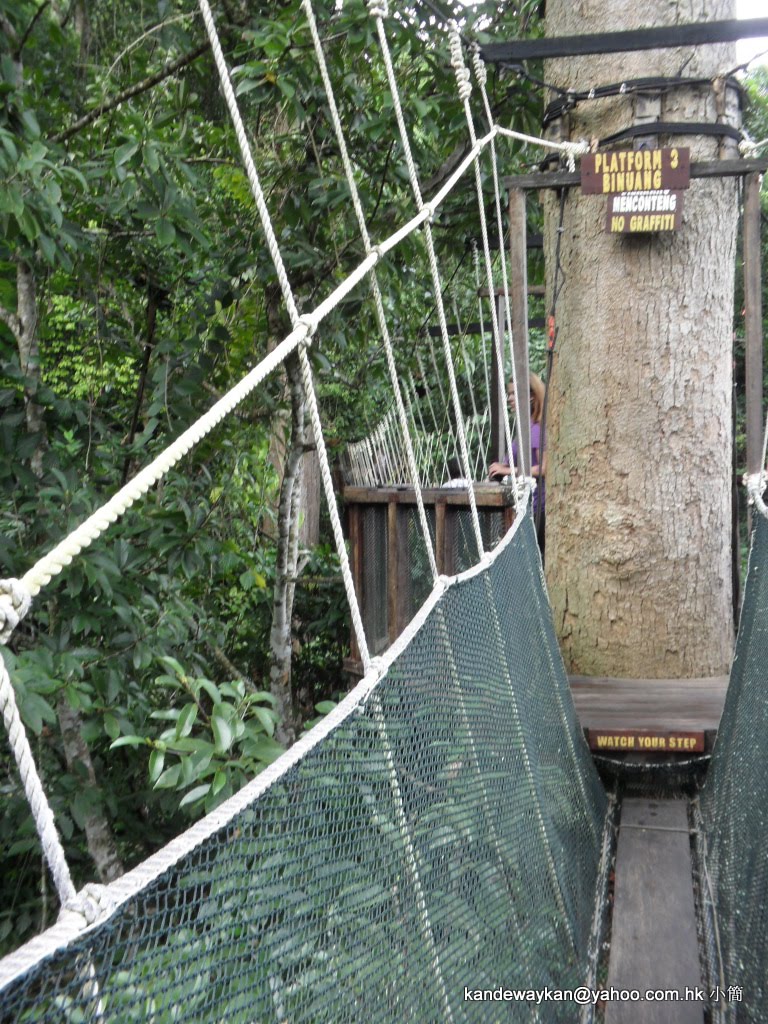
[569,676,728,750]
[605,800,704,1024]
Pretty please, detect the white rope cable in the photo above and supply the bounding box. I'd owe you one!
[746,393,768,519]
[198,0,299,323]
[369,0,484,557]
[0,492,532,993]
[0,656,76,909]
[494,126,589,172]
[738,134,768,159]
[449,30,516,498]
[10,331,304,606]
[0,4,596,940]
[472,45,526,494]
[303,0,438,581]
[198,0,375,669]
[0,0,595,927]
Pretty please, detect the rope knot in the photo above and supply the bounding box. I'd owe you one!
[745,471,767,506]
[471,47,488,88]
[562,139,589,173]
[367,655,385,679]
[449,31,472,102]
[0,579,32,644]
[62,883,117,927]
[367,0,388,18]
[739,134,758,159]
[297,313,318,345]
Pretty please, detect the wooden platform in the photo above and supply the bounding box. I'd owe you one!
[569,675,728,753]
[606,800,703,1023]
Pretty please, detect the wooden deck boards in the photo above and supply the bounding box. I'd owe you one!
[569,675,728,733]
[605,799,704,1023]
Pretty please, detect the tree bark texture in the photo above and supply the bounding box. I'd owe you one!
[57,697,124,884]
[543,0,738,677]
[16,260,47,477]
[269,353,306,748]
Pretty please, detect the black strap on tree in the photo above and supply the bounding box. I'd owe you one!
[600,121,743,146]
[541,75,744,129]
[538,188,567,539]
[539,120,744,171]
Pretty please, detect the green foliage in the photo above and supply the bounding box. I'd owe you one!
[0,0,542,957]
[112,657,284,814]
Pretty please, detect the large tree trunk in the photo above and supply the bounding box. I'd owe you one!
[543,0,738,677]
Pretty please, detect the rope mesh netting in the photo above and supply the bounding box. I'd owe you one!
[0,512,607,1023]
[698,506,768,1023]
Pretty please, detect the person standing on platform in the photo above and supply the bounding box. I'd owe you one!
[488,372,546,555]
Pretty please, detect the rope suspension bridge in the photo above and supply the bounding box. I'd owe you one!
[0,2,766,1021]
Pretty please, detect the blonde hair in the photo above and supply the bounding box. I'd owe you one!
[529,372,545,424]
[509,372,545,424]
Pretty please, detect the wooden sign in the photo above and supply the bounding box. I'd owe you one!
[588,729,705,753]
[605,190,684,233]
[581,147,690,195]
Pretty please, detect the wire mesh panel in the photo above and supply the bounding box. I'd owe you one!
[698,510,768,1022]
[405,506,436,623]
[0,514,606,1024]
[454,508,505,575]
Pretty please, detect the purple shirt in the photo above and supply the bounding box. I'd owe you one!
[509,422,545,514]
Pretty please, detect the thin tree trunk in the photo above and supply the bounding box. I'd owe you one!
[269,354,306,747]
[16,260,46,477]
[17,257,123,884]
[299,424,321,549]
[121,285,161,486]
[543,0,738,677]
[56,697,124,883]
[5,17,124,893]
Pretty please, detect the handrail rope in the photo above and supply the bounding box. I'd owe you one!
[494,126,588,170]
[369,1,485,558]
[302,0,438,582]
[0,656,76,909]
[197,0,372,669]
[197,0,298,324]
[472,46,524,495]
[0,2,599,916]
[448,30,515,500]
[739,135,768,158]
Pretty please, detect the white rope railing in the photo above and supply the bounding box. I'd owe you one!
[0,0,595,926]
[197,0,373,673]
[302,0,438,582]
[472,44,524,487]
[449,29,515,501]
[369,0,485,558]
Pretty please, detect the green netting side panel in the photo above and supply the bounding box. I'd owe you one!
[0,515,606,1023]
[700,510,768,1022]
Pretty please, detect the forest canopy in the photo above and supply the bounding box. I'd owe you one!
[0,0,765,957]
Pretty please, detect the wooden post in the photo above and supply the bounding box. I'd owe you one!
[745,172,763,479]
[435,499,446,574]
[489,294,507,464]
[348,503,363,666]
[387,501,399,644]
[509,187,531,475]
